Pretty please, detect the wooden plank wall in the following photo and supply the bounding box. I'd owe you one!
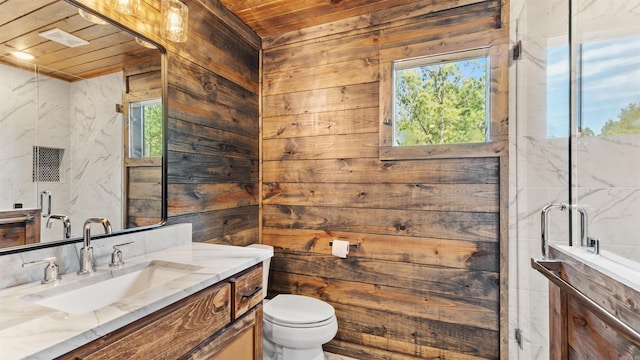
[123,59,163,228]
[162,1,260,245]
[261,1,509,359]
[70,0,261,245]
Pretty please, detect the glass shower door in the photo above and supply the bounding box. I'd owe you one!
[572,0,640,264]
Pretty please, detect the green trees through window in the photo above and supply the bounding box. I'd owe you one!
[393,54,489,146]
[583,100,640,136]
[129,98,162,158]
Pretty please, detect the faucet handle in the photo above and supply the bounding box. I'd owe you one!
[109,242,134,268]
[23,257,61,284]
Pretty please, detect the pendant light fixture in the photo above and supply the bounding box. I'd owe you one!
[161,0,189,43]
[78,8,108,25]
[107,0,140,16]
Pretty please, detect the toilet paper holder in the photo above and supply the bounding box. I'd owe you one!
[329,241,360,251]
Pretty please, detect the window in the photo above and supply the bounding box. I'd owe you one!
[392,49,490,146]
[129,98,163,158]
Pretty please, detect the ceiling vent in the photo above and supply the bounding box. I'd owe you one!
[39,28,89,48]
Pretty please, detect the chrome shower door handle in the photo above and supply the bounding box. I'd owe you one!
[40,190,52,217]
[540,203,568,259]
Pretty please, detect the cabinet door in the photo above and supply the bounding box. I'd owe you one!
[185,305,263,360]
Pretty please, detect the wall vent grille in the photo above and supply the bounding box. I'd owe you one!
[33,146,64,182]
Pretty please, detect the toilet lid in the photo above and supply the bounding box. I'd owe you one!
[264,294,335,325]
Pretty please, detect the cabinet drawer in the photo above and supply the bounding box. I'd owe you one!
[229,264,263,320]
[68,282,231,360]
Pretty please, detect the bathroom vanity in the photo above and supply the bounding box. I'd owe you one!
[0,241,272,359]
[0,209,41,248]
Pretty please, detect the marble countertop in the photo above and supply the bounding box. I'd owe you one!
[0,243,273,360]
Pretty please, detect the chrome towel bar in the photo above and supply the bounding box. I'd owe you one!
[0,215,35,225]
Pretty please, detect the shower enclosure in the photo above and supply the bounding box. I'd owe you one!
[511,0,640,358]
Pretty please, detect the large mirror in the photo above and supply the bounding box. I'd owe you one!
[0,0,165,252]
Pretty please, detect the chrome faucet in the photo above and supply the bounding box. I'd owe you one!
[77,217,112,275]
[46,214,71,239]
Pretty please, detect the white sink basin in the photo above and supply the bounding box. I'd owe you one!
[21,260,202,315]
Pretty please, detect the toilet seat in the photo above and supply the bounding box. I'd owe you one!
[264,294,336,328]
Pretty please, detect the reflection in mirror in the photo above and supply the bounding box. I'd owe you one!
[573,0,640,264]
[0,0,164,251]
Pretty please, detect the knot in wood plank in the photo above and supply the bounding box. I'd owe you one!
[572,314,587,327]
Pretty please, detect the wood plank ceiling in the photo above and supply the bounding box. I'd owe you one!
[217,0,423,38]
[0,0,157,81]
[1,0,427,82]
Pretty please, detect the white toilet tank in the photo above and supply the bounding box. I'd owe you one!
[246,244,272,299]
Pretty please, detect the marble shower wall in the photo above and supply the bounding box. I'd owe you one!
[0,63,123,242]
[0,64,46,210]
[37,70,72,242]
[68,72,124,239]
[576,135,640,262]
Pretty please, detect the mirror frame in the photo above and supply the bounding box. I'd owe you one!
[0,0,168,255]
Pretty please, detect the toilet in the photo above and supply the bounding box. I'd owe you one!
[247,244,338,360]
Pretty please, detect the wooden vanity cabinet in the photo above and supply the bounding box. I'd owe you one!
[0,209,40,248]
[56,264,263,360]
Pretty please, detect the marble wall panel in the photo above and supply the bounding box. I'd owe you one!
[69,71,124,238]
[0,64,123,242]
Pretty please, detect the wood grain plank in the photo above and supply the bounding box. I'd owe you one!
[549,283,568,360]
[262,157,500,184]
[167,55,259,118]
[270,250,499,301]
[263,107,378,139]
[263,133,379,161]
[0,1,76,44]
[168,183,258,217]
[168,118,258,158]
[377,1,500,49]
[269,271,498,330]
[332,302,499,359]
[263,82,378,117]
[263,205,499,242]
[263,182,499,213]
[3,16,112,58]
[167,86,258,138]
[261,0,493,48]
[194,0,260,49]
[325,338,488,360]
[263,57,380,96]
[167,151,258,184]
[567,296,640,359]
[263,30,379,74]
[551,248,640,331]
[128,183,162,201]
[263,228,499,272]
[166,206,258,244]
[0,0,60,26]
[168,6,259,93]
